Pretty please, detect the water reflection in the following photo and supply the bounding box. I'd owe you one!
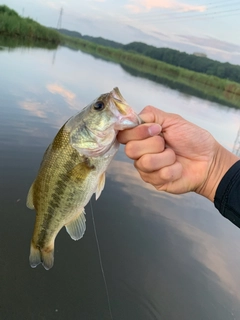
[0,35,58,50]
[1,41,240,319]
[62,42,240,110]
[46,83,79,109]
[94,158,240,319]
[119,64,240,110]
[109,159,240,299]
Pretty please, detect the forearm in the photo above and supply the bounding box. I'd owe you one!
[196,143,239,202]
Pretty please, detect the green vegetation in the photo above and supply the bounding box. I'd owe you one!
[0,5,60,43]
[123,42,240,84]
[57,28,123,49]
[61,35,240,108]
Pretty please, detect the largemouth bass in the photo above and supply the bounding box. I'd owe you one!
[26,87,141,270]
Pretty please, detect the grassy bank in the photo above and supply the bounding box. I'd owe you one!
[0,5,60,43]
[61,35,240,109]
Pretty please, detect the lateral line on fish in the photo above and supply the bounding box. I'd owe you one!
[90,199,114,320]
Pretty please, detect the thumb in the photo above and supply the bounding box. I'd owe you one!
[139,106,169,126]
[117,122,162,144]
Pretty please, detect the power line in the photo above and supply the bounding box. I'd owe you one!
[113,8,240,26]
[124,0,239,20]
[119,7,240,23]
[156,8,240,22]
[233,127,240,157]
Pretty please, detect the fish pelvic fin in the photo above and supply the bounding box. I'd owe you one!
[29,242,54,271]
[95,173,106,200]
[26,182,35,209]
[65,209,86,241]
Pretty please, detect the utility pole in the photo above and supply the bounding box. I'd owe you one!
[233,127,240,157]
[57,7,63,29]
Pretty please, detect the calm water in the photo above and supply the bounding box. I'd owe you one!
[0,43,240,320]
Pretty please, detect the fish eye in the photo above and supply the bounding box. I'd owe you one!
[94,101,105,111]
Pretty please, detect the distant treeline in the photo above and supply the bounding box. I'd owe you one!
[57,28,123,49]
[124,42,240,83]
[58,29,240,84]
[0,5,60,43]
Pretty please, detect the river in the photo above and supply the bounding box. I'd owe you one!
[0,43,240,320]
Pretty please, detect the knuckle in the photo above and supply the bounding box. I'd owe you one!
[165,148,176,163]
[160,167,174,181]
[133,160,138,170]
[143,105,155,113]
[140,154,153,171]
[125,142,135,158]
[139,172,151,184]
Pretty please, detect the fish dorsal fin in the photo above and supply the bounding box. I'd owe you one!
[65,209,86,241]
[95,173,106,200]
[26,182,35,210]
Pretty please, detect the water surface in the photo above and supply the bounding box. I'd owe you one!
[0,44,240,320]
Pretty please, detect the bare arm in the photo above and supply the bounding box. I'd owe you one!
[117,106,239,202]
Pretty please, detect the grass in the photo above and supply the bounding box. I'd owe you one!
[0,5,60,43]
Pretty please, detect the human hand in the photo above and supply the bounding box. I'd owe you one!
[117,106,238,201]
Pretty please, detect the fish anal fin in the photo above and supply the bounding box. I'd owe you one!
[26,182,35,210]
[65,209,86,241]
[29,242,54,271]
[95,173,105,200]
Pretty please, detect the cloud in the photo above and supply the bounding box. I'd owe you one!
[40,1,59,10]
[19,100,47,119]
[47,83,78,109]
[109,160,240,301]
[151,30,168,38]
[125,4,142,13]
[126,0,206,13]
[178,35,240,54]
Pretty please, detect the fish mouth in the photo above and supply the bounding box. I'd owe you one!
[112,98,128,116]
[110,88,142,130]
[111,87,126,102]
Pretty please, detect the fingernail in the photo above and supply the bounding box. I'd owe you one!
[148,124,162,136]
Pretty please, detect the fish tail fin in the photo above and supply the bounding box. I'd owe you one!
[29,242,54,271]
[29,243,41,268]
[41,249,54,271]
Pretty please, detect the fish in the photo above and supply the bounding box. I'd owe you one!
[26,87,141,270]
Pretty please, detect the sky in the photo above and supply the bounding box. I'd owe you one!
[5,0,240,65]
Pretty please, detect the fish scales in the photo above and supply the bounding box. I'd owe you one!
[32,126,95,246]
[26,87,141,270]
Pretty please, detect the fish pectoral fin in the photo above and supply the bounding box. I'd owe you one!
[95,173,105,200]
[65,209,86,241]
[26,182,35,209]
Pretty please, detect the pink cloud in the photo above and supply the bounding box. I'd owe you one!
[47,83,77,108]
[125,4,142,13]
[127,0,206,13]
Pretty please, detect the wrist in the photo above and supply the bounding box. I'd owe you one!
[196,143,239,202]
